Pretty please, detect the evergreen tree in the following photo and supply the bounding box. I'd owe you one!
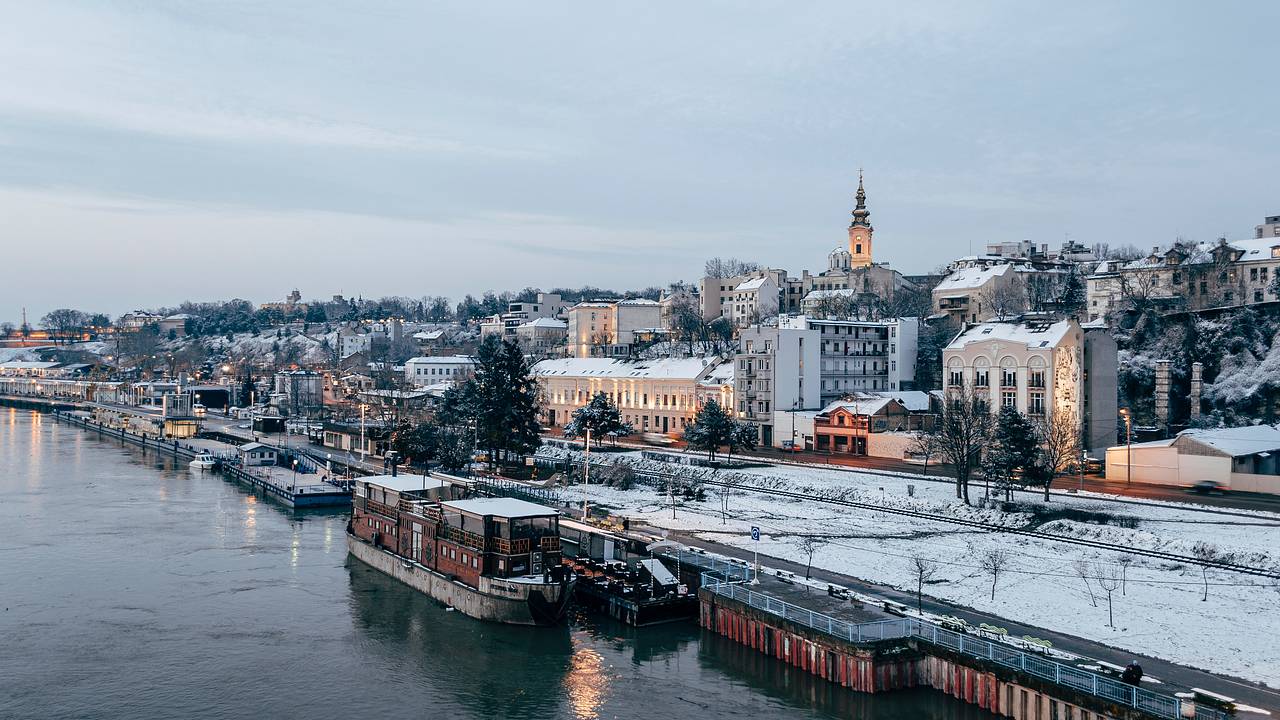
[238,375,257,407]
[683,399,735,462]
[449,336,542,466]
[987,406,1039,501]
[724,420,758,464]
[1060,270,1086,316]
[564,392,634,449]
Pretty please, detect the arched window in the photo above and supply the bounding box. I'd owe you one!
[1000,357,1018,388]
[974,357,990,388]
[1028,356,1047,389]
[947,357,964,388]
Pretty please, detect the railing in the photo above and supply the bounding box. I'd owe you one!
[442,525,485,551]
[702,573,1193,720]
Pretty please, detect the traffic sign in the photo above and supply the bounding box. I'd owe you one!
[751,526,760,541]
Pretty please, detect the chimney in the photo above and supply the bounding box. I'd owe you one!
[1154,360,1172,431]
[1190,362,1204,420]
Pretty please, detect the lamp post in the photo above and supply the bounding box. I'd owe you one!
[359,403,368,465]
[1119,408,1132,487]
[582,427,591,521]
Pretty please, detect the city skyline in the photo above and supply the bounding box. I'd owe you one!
[3,1,1279,322]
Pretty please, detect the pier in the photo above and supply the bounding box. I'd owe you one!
[696,564,1231,720]
[48,409,350,508]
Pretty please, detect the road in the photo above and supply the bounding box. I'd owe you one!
[646,523,1280,715]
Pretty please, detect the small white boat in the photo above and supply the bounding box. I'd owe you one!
[190,451,218,470]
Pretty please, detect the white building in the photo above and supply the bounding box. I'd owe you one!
[735,323,821,447]
[1256,214,1280,239]
[481,293,569,340]
[515,318,568,357]
[532,356,731,435]
[565,299,662,358]
[778,315,918,405]
[403,355,476,387]
[724,276,779,327]
[699,269,788,322]
[1106,425,1280,495]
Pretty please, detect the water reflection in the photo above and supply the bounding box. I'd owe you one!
[564,641,607,719]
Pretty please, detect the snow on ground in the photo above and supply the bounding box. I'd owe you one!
[540,447,1280,687]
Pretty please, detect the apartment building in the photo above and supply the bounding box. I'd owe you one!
[734,323,821,447]
[565,299,662,358]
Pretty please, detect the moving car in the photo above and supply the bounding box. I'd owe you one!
[642,432,676,446]
[1187,480,1227,495]
[779,440,803,453]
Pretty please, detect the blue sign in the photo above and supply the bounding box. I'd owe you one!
[750,526,760,541]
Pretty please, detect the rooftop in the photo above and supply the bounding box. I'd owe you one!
[933,263,1013,294]
[361,473,453,493]
[441,497,558,519]
[533,356,720,380]
[946,320,1076,351]
[1177,424,1280,457]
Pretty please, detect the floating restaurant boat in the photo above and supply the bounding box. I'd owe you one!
[347,473,575,626]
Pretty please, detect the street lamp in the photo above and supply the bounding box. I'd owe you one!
[1119,408,1132,487]
[359,403,368,465]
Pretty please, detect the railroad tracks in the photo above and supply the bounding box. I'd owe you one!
[549,455,1280,581]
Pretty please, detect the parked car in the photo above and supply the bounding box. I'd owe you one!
[1083,457,1104,474]
[779,440,803,453]
[1187,480,1226,495]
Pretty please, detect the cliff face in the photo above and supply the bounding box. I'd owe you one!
[1116,304,1280,427]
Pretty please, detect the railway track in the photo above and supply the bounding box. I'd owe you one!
[543,455,1280,581]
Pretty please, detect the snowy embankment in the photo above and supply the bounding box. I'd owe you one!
[539,447,1280,687]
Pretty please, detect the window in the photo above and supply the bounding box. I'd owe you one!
[1172,271,1182,284]
[1029,391,1045,416]
[1001,368,1017,387]
[1002,390,1016,408]
[1256,291,1264,303]
[1200,281,1208,294]
[1251,268,1259,281]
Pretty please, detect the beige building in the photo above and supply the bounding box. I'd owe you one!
[943,319,1083,428]
[700,269,787,322]
[533,356,732,435]
[724,276,779,326]
[1086,236,1280,322]
[515,318,568,358]
[565,299,662,358]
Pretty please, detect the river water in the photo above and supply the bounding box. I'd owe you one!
[0,409,993,719]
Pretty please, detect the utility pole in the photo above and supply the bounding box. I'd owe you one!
[581,427,591,521]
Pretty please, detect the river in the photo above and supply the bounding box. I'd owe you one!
[0,408,994,719]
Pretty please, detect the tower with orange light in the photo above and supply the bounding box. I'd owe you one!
[848,172,873,268]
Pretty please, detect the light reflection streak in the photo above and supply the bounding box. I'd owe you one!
[563,637,608,719]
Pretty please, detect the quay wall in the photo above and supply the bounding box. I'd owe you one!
[701,590,1174,720]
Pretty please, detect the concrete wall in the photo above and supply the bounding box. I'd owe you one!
[1105,445,1234,487]
[867,432,916,460]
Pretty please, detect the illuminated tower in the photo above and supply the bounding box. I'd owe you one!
[848,171,873,268]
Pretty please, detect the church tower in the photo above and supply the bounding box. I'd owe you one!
[848,171,873,268]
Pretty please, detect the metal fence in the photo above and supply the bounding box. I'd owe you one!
[702,574,1195,720]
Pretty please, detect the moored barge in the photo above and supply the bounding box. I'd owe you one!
[348,473,574,626]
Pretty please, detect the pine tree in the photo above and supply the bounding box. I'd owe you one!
[238,375,257,407]
[987,406,1039,501]
[684,399,735,462]
[565,392,634,449]
[460,336,543,466]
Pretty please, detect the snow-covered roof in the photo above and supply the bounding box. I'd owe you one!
[0,361,59,370]
[618,298,660,306]
[1227,236,1280,261]
[1176,425,1280,457]
[702,361,734,386]
[532,357,720,380]
[405,355,475,365]
[802,288,858,301]
[933,263,1013,295]
[238,442,274,453]
[413,330,445,340]
[441,497,558,518]
[854,390,932,412]
[519,318,567,329]
[819,397,896,416]
[361,474,453,493]
[734,277,769,291]
[946,320,1076,351]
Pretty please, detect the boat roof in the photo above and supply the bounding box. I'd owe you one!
[441,497,558,519]
[361,474,453,493]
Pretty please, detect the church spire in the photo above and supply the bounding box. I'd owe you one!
[850,169,871,230]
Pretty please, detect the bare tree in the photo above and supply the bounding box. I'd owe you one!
[980,549,1010,601]
[977,277,1028,319]
[798,536,826,580]
[588,329,613,357]
[667,296,705,356]
[1073,558,1098,607]
[907,431,941,476]
[1036,410,1080,501]
[41,308,90,345]
[1097,564,1123,628]
[935,385,994,504]
[1190,542,1218,602]
[1117,554,1135,596]
[908,555,939,613]
[704,257,761,279]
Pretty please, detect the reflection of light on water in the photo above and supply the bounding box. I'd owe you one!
[323,522,333,553]
[563,638,608,720]
[243,495,257,544]
[290,530,300,568]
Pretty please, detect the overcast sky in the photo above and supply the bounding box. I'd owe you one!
[2,1,1277,323]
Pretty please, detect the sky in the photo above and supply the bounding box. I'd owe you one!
[2,1,1278,323]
